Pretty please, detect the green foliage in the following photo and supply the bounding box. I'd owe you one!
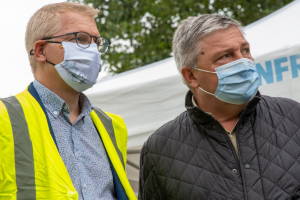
[70,0,294,74]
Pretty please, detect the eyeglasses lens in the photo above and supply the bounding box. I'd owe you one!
[76,32,91,48]
[75,32,109,53]
[97,37,109,53]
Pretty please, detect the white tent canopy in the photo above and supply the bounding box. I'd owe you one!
[244,0,300,100]
[86,58,186,148]
[84,0,300,194]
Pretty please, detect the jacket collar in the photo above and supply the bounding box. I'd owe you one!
[185,90,261,126]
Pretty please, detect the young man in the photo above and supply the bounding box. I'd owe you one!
[0,2,136,200]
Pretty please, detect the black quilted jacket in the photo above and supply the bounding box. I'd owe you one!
[139,90,300,200]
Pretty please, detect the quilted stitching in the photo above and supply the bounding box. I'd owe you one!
[139,93,300,200]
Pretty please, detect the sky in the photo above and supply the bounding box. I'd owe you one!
[0,0,109,98]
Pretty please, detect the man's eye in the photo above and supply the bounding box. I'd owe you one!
[77,37,89,44]
[220,54,229,59]
[242,48,250,53]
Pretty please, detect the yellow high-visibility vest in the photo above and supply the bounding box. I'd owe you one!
[0,83,136,200]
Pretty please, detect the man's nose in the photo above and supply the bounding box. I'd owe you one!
[91,37,97,44]
[235,51,244,60]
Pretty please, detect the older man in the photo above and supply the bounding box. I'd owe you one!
[0,2,136,200]
[139,14,300,200]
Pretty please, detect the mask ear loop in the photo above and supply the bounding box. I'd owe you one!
[198,86,215,95]
[193,67,217,74]
[193,67,217,95]
[44,45,63,66]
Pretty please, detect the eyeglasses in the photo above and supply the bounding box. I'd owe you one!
[42,31,110,53]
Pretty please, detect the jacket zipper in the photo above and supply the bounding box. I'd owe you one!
[216,121,248,200]
[216,122,240,168]
[235,123,248,200]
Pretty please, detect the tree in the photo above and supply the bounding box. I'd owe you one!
[70,0,294,74]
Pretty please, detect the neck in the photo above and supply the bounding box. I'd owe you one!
[51,87,81,114]
[53,89,81,124]
[193,90,246,132]
[34,68,81,124]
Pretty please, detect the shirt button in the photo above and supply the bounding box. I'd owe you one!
[232,169,237,173]
[245,164,251,169]
[83,184,87,188]
[53,111,58,115]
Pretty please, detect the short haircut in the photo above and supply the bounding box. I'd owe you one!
[25,2,99,72]
[172,14,243,86]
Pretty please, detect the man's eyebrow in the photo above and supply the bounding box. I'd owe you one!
[211,42,250,60]
[241,42,250,47]
[212,48,234,58]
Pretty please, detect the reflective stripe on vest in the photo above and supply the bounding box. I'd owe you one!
[90,109,136,200]
[93,108,125,168]
[0,88,136,200]
[1,90,78,199]
[1,96,36,200]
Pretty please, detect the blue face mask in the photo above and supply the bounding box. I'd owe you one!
[194,58,260,105]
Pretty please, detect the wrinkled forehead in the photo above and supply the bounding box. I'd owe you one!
[199,26,248,47]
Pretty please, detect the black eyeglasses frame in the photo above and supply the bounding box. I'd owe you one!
[30,31,111,55]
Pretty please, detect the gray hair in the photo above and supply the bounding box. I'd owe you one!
[172,14,243,85]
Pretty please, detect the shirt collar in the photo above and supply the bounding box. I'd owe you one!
[79,92,93,117]
[192,95,198,107]
[192,95,214,116]
[186,91,260,126]
[33,79,93,118]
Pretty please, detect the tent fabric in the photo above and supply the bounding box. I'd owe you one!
[85,0,300,149]
[84,0,300,194]
[244,0,300,60]
[85,58,187,149]
[243,0,300,101]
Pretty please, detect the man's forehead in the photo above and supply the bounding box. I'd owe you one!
[201,26,247,46]
[55,11,99,36]
[59,12,95,26]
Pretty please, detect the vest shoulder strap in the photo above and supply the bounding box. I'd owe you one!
[0,96,36,199]
[91,108,136,200]
[92,108,127,168]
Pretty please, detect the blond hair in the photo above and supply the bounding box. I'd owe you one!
[25,2,99,72]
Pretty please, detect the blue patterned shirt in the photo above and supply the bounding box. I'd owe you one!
[33,80,117,200]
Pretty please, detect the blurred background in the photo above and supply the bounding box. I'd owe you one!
[1,0,299,196]
[0,0,294,98]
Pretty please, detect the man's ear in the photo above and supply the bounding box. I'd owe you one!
[33,40,47,62]
[181,66,200,88]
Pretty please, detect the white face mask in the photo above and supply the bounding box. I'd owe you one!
[52,41,102,92]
